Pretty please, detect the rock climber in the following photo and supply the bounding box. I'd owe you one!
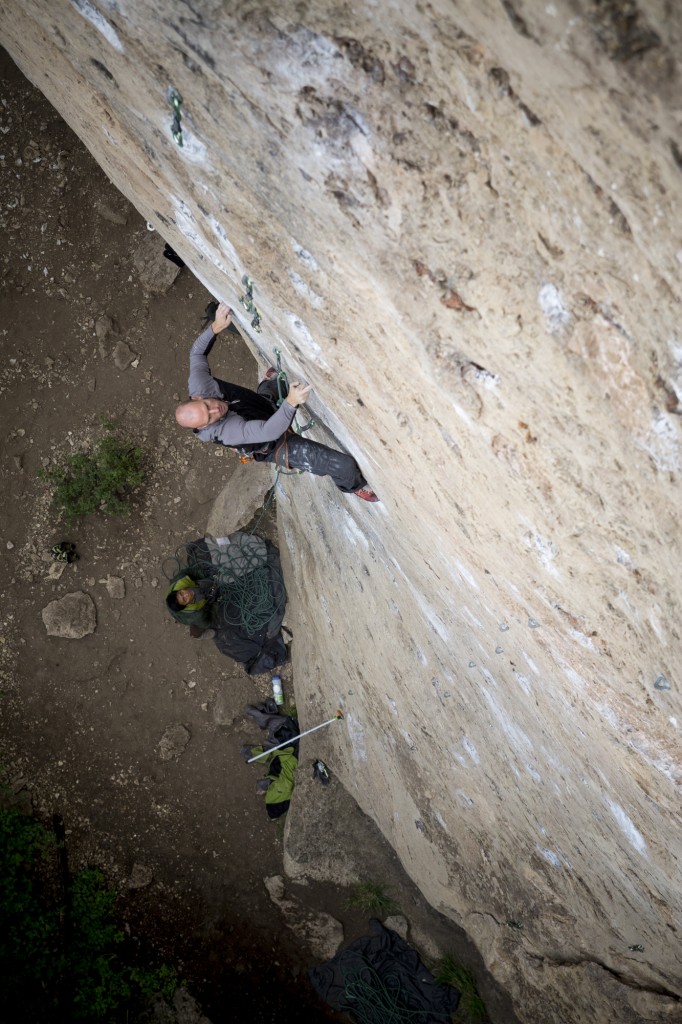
[174,302,379,501]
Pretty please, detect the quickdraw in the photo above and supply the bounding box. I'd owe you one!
[272,346,315,437]
[240,274,262,333]
[168,88,183,147]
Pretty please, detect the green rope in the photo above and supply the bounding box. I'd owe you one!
[162,534,285,634]
[249,481,279,537]
[339,957,453,1023]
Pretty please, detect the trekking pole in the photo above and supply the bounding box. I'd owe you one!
[247,709,344,763]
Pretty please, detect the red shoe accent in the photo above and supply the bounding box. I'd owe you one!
[353,487,379,502]
[263,367,278,380]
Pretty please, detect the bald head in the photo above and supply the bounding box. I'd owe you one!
[175,396,229,429]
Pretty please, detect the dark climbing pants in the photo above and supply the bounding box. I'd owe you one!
[255,377,366,493]
[262,431,366,493]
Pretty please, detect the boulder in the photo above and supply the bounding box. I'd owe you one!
[263,875,344,961]
[41,591,96,638]
[112,339,137,370]
[127,862,153,889]
[157,724,191,762]
[133,230,182,294]
[95,314,116,340]
[206,460,274,537]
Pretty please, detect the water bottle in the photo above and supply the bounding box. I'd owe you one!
[271,674,284,707]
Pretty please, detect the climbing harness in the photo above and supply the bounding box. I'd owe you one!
[168,87,183,147]
[239,274,262,332]
[247,709,344,763]
[234,346,317,494]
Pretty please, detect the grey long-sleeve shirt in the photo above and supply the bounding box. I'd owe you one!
[188,326,296,447]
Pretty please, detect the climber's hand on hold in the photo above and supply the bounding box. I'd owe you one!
[211,302,233,334]
[286,382,312,407]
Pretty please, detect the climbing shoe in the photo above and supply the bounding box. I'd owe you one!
[51,542,78,563]
[262,367,278,381]
[312,759,331,785]
[201,299,219,328]
[353,487,379,502]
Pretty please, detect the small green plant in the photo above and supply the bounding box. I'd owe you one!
[39,423,144,522]
[0,806,60,1015]
[0,809,177,1021]
[68,868,131,1019]
[345,880,399,916]
[435,955,488,1022]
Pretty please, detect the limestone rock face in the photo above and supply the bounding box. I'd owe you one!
[4,2,681,1021]
[42,591,96,639]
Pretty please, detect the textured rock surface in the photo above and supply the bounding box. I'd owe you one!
[205,461,274,537]
[41,591,96,639]
[3,2,681,1021]
[132,230,183,294]
[157,724,191,762]
[264,874,344,960]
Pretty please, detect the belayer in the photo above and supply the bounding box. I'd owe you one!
[174,302,378,501]
[165,533,289,675]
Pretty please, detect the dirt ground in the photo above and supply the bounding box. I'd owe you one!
[0,48,516,1024]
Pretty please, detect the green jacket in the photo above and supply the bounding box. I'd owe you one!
[249,745,298,819]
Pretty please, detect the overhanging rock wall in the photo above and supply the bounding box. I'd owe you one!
[2,2,681,1021]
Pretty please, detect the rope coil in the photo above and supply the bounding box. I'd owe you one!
[339,956,453,1023]
[163,533,285,633]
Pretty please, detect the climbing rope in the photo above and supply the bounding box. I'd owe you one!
[339,957,453,1023]
[248,482,279,537]
[162,533,285,634]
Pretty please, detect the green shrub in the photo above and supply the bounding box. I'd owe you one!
[0,807,60,1016]
[435,955,488,1022]
[68,868,130,1019]
[345,880,399,916]
[40,424,144,522]
[0,809,177,1021]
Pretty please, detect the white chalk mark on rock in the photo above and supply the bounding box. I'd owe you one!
[538,283,570,333]
[462,736,480,765]
[606,799,648,856]
[288,269,323,308]
[345,712,367,762]
[71,0,124,52]
[536,846,564,869]
[291,239,319,272]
